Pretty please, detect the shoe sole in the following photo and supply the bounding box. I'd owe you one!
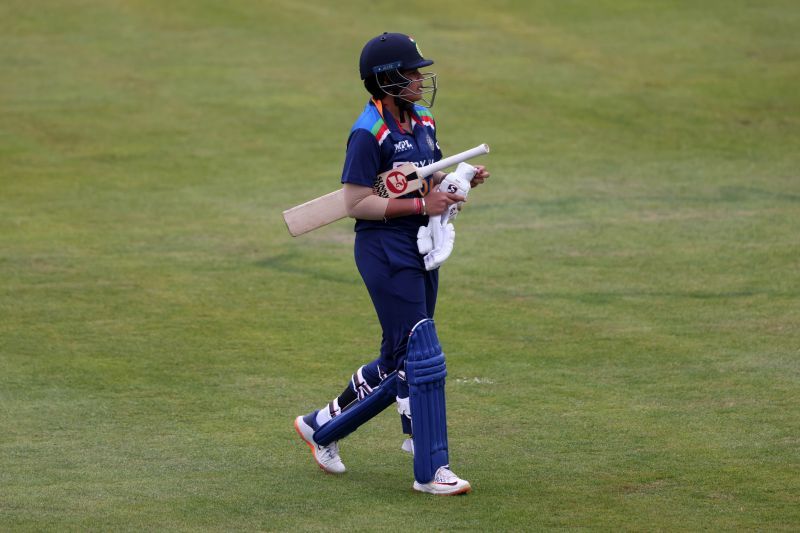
[413,482,472,496]
[294,416,344,475]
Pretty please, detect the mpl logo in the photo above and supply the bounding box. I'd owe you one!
[394,140,413,153]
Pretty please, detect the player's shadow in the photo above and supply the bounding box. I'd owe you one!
[255,252,358,286]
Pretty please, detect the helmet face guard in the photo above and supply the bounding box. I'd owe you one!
[376,69,437,108]
[360,33,437,108]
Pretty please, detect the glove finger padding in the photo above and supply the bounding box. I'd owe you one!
[417,225,433,255]
[423,223,455,271]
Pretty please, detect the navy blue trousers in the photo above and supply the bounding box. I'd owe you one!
[309,230,438,437]
[355,229,439,371]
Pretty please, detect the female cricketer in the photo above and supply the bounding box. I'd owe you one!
[293,32,489,495]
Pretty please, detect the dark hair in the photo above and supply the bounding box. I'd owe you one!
[363,75,413,113]
[363,71,409,99]
[364,75,384,99]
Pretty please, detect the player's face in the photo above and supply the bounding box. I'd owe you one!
[378,68,437,108]
[399,69,424,101]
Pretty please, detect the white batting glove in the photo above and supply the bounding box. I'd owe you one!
[417,224,433,254]
[438,163,474,221]
[417,163,477,270]
[422,219,455,270]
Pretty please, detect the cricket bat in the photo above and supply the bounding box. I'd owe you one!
[283,143,490,237]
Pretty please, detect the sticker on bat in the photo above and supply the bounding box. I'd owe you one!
[385,170,409,195]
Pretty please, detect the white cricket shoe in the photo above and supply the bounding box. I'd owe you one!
[413,466,471,495]
[294,416,346,474]
[401,437,414,455]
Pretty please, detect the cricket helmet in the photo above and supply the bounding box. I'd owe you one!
[359,32,433,79]
[360,32,437,108]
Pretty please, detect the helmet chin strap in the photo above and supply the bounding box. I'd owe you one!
[395,97,414,117]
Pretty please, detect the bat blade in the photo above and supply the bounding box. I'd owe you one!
[282,189,346,237]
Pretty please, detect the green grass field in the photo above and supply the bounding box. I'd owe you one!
[2,0,799,530]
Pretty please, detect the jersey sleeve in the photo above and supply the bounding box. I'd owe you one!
[341,128,381,187]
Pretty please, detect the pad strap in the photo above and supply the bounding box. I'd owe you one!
[313,372,398,446]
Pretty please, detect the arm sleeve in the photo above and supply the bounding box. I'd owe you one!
[343,183,389,220]
[341,129,381,187]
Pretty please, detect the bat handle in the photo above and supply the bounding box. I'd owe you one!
[417,143,490,178]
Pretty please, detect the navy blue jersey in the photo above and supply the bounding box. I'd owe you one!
[341,99,442,234]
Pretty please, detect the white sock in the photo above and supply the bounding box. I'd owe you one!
[315,399,340,427]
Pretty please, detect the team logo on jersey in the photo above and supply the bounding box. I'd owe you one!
[425,133,435,152]
[394,139,413,154]
[385,170,409,195]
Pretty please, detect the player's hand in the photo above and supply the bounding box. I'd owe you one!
[425,191,465,216]
[470,165,490,188]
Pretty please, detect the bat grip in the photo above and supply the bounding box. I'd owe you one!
[417,143,490,178]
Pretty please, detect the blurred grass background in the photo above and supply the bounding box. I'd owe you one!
[1,0,799,530]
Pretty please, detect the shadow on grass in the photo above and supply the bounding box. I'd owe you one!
[255,252,358,286]
[717,186,800,203]
[495,289,797,303]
